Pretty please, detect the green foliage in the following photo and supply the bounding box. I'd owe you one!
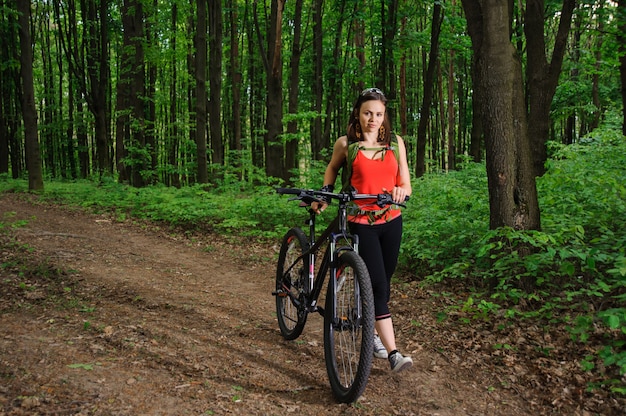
[397,127,626,393]
[401,162,489,275]
[1,126,625,393]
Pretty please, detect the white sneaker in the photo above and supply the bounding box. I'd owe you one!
[389,351,413,373]
[373,335,388,359]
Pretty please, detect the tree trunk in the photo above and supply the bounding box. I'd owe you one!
[249,1,265,168]
[525,0,576,177]
[462,0,540,233]
[0,8,22,178]
[323,1,347,149]
[311,0,323,159]
[378,0,398,125]
[590,13,603,133]
[469,55,484,163]
[263,0,285,179]
[228,0,242,153]
[145,0,158,184]
[0,80,7,174]
[115,21,131,183]
[619,0,626,136]
[416,3,443,177]
[208,0,224,167]
[167,3,180,187]
[447,49,456,171]
[17,0,43,191]
[399,16,408,137]
[117,0,147,187]
[285,0,304,184]
[84,0,111,177]
[40,15,56,178]
[354,4,366,84]
[129,0,146,187]
[195,0,208,183]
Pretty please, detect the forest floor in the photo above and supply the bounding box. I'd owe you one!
[0,192,624,416]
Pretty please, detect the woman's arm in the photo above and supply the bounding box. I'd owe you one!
[313,136,348,213]
[391,135,412,203]
[322,136,348,187]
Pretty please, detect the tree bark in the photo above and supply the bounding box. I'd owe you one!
[263,0,285,179]
[378,0,398,125]
[167,3,180,187]
[447,49,456,171]
[462,0,540,232]
[311,0,323,159]
[228,0,242,153]
[195,0,208,183]
[86,0,111,176]
[525,0,576,177]
[285,0,304,183]
[129,0,146,187]
[17,0,43,191]
[1,6,22,178]
[322,1,348,148]
[619,0,626,136]
[145,0,158,184]
[416,3,443,177]
[208,0,224,167]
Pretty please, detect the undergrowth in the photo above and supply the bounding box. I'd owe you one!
[1,127,624,394]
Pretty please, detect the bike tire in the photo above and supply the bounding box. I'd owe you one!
[275,227,309,340]
[323,250,374,403]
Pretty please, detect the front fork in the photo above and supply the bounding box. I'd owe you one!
[328,233,361,327]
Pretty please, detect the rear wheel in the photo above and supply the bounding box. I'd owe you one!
[275,227,309,340]
[323,251,374,403]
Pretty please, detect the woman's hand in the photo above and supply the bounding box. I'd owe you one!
[384,186,409,204]
[311,200,328,214]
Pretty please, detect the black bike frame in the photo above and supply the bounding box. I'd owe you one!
[296,201,361,322]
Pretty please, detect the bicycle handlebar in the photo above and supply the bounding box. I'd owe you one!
[276,187,409,208]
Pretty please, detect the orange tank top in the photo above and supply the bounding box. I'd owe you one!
[348,148,402,225]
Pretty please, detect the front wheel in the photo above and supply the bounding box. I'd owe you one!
[275,227,309,340]
[323,250,374,403]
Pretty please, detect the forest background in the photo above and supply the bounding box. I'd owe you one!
[1,0,626,411]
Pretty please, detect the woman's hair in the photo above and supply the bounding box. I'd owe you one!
[346,88,392,145]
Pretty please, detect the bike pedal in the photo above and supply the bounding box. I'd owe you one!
[316,306,325,316]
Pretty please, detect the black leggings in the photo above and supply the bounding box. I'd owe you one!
[349,216,403,320]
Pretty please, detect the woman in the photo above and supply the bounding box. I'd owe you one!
[315,88,413,373]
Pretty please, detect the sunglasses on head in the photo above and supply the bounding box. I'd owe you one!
[361,87,385,96]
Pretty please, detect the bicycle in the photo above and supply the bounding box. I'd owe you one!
[272,187,406,403]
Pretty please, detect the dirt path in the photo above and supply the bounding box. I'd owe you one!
[0,193,595,415]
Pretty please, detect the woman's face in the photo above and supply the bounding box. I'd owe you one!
[358,100,386,134]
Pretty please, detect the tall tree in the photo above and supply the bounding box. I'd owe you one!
[145,0,158,184]
[53,0,89,178]
[378,0,398,125]
[525,0,576,177]
[415,3,443,177]
[322,0,347,149]
[285,0,304,182]
[619,0,626,136]
[166,2,181,187]
[0,1,21,176]
[228,0,242,154]
[447,48,456,171]
[17,0,43,190]
[311,0,323,159]
[117,0,147,187]
[262,0,285,180]
[85,0,111,176]
[195,0,208,183]
[208,0,224,167]
[462,0,540,233]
